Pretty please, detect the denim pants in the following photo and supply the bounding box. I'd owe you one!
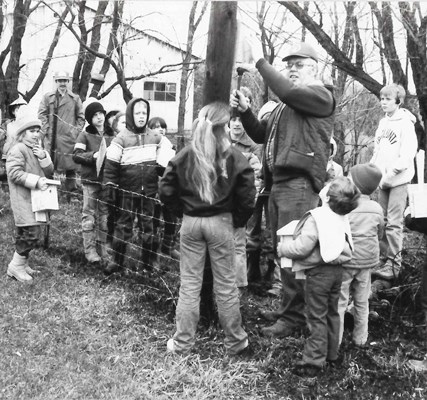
[234,226,247,288]
[15,225,42,257]
[303,264,343,367]
[378,184,408,268]
[269,177,319,328]
[82,183,108,242]
[173,213,248,354]
[338,267,371,346]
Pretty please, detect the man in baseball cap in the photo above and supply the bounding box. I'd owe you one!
[282,42,318,62]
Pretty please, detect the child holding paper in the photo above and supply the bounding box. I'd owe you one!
[6,114,54,283]
[277,176,359,376]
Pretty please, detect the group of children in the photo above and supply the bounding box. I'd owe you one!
[2,82,424,373]
[3,96,178,281]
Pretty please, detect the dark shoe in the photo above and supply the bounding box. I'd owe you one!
[232,344,253,359]
[104,261,122,275]
[261,321,296,338]
[259,310,280,322]
[293,361,322,377]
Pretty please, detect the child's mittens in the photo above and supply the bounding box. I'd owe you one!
[37,177,48,190]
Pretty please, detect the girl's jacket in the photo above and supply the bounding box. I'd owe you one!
[6,142,53,226]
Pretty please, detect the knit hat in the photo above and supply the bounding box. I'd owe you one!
[350,163,382,195]
[85,101,106,123]
[258,101,278,120]
[282,42,318,62]
[15,114,41,137]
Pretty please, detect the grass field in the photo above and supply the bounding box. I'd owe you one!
[1,189,426,400]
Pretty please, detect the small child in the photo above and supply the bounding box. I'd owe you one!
[103,98,170,274]
[338,163,384,347]
[73,101,114,264]
[6,114,54,282]
[278,176,359,376]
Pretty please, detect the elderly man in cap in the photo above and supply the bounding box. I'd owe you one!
[230,42,336,338]
[38,71,85,195]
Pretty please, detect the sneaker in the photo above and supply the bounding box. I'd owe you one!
[104,261,122,275]
[293,360,322,378]
[406,359,427,372]
[167,338,176,353]
[371,262,399,280]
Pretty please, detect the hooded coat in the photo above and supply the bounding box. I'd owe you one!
[370,108,418,189]
[103,98,165,195]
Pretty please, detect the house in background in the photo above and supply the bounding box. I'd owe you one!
[2,1,201,133]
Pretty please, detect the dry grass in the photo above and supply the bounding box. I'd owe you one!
[0,189,426,400]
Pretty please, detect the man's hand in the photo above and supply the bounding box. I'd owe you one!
[37,177,48,190]
[230,90,249,113]
[93,152,99,160]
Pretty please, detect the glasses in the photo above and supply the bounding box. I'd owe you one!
[284,60,313,70]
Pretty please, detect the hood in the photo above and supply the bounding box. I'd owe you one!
[126,97,150,134]
[386,108,416,124]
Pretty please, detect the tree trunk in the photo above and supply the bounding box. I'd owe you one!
[200,1,237,326]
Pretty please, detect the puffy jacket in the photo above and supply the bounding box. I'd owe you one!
[240,58,335,193]
[159,145,256,228]
[342,195,384,269]
[73,125,115,184]
[370,108,418,189]
[103,98,165,195]
[6,142,53,226]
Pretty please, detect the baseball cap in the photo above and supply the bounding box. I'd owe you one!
[282,42,318,62]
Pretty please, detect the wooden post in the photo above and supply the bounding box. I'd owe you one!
[199,2,238,327]
[203,2,238,104]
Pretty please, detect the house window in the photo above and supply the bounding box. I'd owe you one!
[143,81,176,102]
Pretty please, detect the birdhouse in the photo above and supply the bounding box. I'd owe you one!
[31,179,61,222]
[276,219,299,269]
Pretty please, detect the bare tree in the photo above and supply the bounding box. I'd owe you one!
[177,1,208,151]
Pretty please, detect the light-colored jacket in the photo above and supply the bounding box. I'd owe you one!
[6,142,53,226]
[343,195,384,269]
[370,108,418,189]
[282,206,353,272]
[38,89,85,171]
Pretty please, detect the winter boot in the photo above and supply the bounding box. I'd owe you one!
[24,258,38,275]
[83,231,101,264]
[247,250,262,284]
[104,241,126,275]
[7,252,33,283]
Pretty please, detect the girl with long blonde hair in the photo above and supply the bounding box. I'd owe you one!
[159,102,256,356]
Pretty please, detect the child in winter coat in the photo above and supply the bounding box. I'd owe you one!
[73,102,114,264]
[159,102,256,355]
[338,163,384,347]
[278,176,359,376]
[6,114,54,282]
[370,84,418,280]
[103,98,171,275]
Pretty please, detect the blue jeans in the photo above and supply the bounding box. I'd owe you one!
[173,213,248,354]
[338,267,371,345]
[303,265,343,367]
[234,226,247,287]
[378,184,408,268]
[269,177,319,328]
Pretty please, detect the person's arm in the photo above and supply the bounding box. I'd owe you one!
[239,107,268,144]
[256,59,335,117]
[158,160,183,218]
[73,131,96,166]
[233,155,256,228]
[103,137,122,187]
[75,97,85,132]
[279,215,319,259]
[391,122,418,174]
[37,95,50,139]
[6,146,45,189]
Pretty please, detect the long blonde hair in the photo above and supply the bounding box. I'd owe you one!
[185,102,231,204]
